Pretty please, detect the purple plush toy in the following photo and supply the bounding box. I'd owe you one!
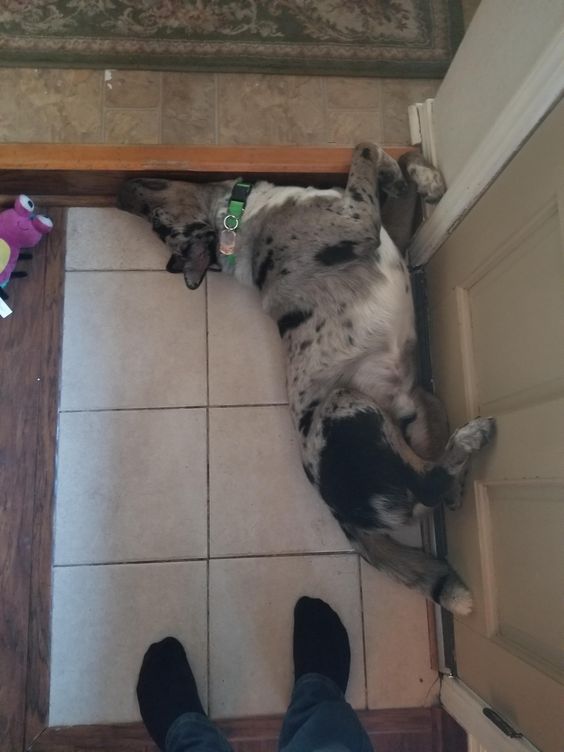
[0,195,53,317]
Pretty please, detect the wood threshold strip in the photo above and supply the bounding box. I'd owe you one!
[0,144,412,173]
[0,144,414,206]
[31,707,460,752]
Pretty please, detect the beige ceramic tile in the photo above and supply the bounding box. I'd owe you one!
[104,108,160,144]
[218,74,325,145]
[54,409,207,565]
[209,555,365,718]
[60,271,206,410]
[0,68,102,143]
[104,70,161,108]
[361,562,438,708]
[381,78,441,144]
[209,405,351,556]
[207,274,287,405]
[327,109,383,145]
[324,77,381,109]
[66,208,168,270]
[49,561,207,724]
[162,73,216,144]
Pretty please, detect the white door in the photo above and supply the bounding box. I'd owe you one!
[426,100,564,752]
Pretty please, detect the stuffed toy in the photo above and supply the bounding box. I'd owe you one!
[0,195,53,317]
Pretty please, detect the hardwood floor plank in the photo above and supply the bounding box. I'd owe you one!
[0,226,49,752]
[24,210,67,747]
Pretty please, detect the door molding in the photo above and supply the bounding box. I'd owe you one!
[409,28,564,266]
[440,677,540,752]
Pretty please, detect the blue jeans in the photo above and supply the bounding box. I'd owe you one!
[165,674,374,752]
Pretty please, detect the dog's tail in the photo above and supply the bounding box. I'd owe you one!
[343,525,473,616]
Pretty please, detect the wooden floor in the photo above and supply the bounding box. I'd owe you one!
[0,146,464,752]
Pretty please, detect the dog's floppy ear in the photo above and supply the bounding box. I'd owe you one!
[166,254,185,274]
[176,227,218,290]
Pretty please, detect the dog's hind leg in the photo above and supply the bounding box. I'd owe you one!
[345,526,474,615]
[344,143,407,226]
[299,388,494,613]
[380,151,446,253]
[402,387,450,462]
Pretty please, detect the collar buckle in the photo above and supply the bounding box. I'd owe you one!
[219,181,252,259]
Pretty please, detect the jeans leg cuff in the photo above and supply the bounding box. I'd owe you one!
[293,672,345,700]
[165,711,210,750]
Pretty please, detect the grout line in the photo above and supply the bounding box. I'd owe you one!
[59,402,289,414]
[325,105,387,113]
[213,73,220,145]
[53,550,356,568]
[65,268,170,273]
[99,69,106,144]
[357,555,369,710]
[204,275,212,713]
[158,71,164,144]
[320,76,329,145]
[378,79,386,143]
[206,557,211,714]
[54,558,209,568]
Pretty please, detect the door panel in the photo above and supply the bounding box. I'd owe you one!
[426,101,564,752]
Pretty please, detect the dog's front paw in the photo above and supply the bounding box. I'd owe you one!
[453,417,496,453]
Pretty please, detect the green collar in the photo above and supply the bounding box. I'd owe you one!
[219,181,253,266]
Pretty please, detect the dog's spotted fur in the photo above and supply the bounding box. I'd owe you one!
[118,144,495,615]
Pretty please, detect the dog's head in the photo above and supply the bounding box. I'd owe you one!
[118,178,221,290]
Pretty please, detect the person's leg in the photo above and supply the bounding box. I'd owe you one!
[279,598,374,752]
[137,637,232,752]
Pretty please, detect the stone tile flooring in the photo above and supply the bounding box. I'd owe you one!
[49,208,438,725]
[0,70,440,146]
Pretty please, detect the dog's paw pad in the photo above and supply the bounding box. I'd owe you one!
[453,417,496,453]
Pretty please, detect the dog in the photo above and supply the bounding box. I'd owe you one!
[118,143,494,615]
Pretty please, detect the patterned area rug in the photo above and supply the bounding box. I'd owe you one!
[0,1,464,77]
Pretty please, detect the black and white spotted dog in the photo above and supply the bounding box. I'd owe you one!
[118,144,494,615]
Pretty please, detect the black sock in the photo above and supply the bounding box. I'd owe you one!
[137,636,205,751]
[293,596,351,693]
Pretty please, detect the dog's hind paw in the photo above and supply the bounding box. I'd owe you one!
[453,417,496,454]
[440,576,473,616]
[399,152,446,204]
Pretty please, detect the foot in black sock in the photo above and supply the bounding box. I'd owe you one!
[137,636,205,751]
[293,596,351,693]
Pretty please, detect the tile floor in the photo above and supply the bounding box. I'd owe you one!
[49,208,438,726]
[0,69,440,146]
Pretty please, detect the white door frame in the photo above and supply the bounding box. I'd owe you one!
[441,677,541,752]
[408,29,564,267]
[409,28,564,750]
